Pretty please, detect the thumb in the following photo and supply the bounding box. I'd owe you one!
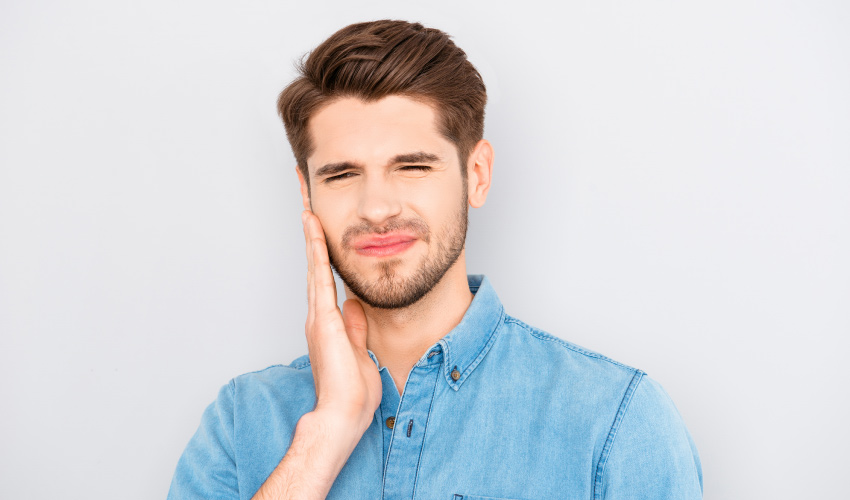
[341,299,368,350]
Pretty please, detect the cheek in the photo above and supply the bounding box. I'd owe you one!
[311,201,350,246]
[406,180,464,218]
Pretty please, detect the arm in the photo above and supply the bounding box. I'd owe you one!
[598,376,703,500]
[250,411,367,499]
[251,211,382,500]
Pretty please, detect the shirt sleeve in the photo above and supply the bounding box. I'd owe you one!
[598,375,703,500]
[167,381,239,500]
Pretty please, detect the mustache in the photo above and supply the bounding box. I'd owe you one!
[340,218,431,248]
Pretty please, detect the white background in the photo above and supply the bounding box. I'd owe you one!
[1,1,848,498]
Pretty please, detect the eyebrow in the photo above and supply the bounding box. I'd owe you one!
[390,151,442,165]
[313,151,443,179]
[314,161,358,179]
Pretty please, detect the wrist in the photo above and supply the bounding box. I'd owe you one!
[252,411,371,500]
[293,409,369,458]
[311,397,377,433]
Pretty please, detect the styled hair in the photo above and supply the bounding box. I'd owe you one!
[277,20,487,184]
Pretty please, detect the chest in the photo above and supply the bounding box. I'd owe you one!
[325,365,602,500]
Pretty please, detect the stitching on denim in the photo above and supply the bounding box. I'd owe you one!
[382,367,414,500]
[446,305,506,390]
[381,414,396,499]
[236,364,289,376]
[223,379,237,458]
[410,364,441,500]
[592,371,644,500]
[504,317,634,370]
[290,357,311,370]
[442,341,455,387]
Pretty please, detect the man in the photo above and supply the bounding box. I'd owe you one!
[168,20,703,500]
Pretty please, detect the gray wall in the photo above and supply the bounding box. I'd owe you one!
[1,1,848,498]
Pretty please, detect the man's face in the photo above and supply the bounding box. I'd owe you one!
[303,96,469,309]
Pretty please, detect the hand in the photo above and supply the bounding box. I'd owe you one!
[252,211,384,499]
[302,210,382,432]
[250,213,381,500]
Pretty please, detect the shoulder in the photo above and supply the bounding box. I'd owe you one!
[497,314,641,382]
[608,375,699,456]
[490,317,702,497]
[494,316,693,434]
[231,355,312,384]
[596,374,703,498]
[478,315,649,436]
[169,356,317,498]
[221,355,317,415]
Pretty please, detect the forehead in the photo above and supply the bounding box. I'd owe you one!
[306,95,455,173]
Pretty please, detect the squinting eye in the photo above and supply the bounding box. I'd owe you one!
[324,172,356,183]
[400,165,431,172]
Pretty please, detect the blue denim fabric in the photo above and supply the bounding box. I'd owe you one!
[168,275,703,499]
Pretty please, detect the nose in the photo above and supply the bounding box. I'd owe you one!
[356,174,402,225]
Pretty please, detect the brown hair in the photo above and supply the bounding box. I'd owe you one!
[277,20,487,185]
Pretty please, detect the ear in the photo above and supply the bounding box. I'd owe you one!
[295,166,311,211]
[466,139,494,208]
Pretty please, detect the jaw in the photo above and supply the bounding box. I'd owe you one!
[343,248,470,324]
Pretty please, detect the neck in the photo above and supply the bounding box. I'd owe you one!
[347,253,474,395]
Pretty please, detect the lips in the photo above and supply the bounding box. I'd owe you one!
[351,232,418,257]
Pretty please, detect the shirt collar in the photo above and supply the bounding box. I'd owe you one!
[423,275,505,391]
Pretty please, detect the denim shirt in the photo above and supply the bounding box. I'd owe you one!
[168,275,703,500]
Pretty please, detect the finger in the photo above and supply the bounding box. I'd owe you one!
[308,216,338,316]
[302,211,316,325]
[303,211,315,274]
[342,299,368,351]
[303,211,337,316]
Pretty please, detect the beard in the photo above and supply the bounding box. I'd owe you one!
[326,193,468,310]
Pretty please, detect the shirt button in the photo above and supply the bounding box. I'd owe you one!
[386,417,395,429]
[451,368,461,381]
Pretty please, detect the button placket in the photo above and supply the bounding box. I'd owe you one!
[380,362,441,500]
[377,366,401,467]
